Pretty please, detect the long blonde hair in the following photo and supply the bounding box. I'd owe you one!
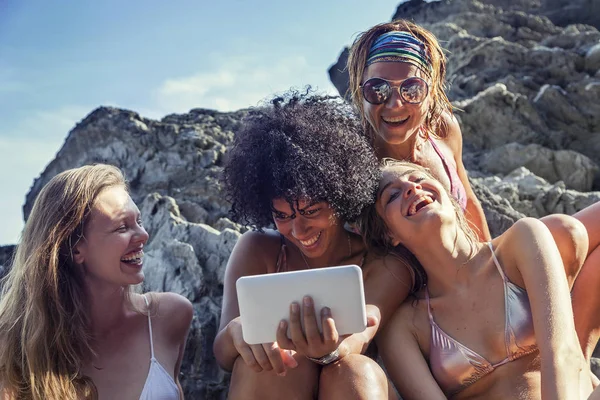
[347,20,453,142]
[358,160,478,292]
[0,164,129,399]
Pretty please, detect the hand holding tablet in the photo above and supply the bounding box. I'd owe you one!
[236,265,367,347]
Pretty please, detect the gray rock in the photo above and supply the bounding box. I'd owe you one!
[586,43,600,73]
[479,142,598,191]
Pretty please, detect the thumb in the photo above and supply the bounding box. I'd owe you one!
[366,314,379,328]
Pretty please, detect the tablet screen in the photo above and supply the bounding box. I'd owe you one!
[236,265,367,345]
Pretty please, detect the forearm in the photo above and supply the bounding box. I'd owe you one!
[540,344,583,400]
[213,324,239,372]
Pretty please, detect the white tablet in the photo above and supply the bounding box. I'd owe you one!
[236,265,367,345]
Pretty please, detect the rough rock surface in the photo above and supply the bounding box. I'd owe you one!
[0,1,599,398]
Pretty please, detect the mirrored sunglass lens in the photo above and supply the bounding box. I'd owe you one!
[364,79,391,104]
[401,79,427,104]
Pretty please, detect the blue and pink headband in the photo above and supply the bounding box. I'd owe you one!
[366,31,433,77]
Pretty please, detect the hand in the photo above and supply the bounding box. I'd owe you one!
[227,316,298,376]
[276,296,346,359]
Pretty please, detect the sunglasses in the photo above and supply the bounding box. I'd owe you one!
[361,77,429,105]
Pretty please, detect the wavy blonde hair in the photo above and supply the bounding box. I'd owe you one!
[0,164,131,399]
[358,160,477,292]
[347,19,453,142]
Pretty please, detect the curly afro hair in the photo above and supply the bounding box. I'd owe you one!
[223,89,381,230]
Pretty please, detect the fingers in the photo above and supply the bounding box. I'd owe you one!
[288,301,308,351]
[366,314,379,328]
[276,320,295,350]
[320,307,339,348]
[302,296,322,344]
[262,342,287,375]
[236,342,264,373]
[249,344,274,372]
[281,349,299,369]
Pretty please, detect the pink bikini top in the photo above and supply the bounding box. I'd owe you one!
[426,243,538,397]
[428,137,467,211]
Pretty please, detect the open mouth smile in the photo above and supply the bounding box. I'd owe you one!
[121,249,144,265]
[406,195,434,216]
[382,115,409,126]
[297,231,322,248]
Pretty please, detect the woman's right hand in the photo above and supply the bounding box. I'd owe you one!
[227,316,298,376]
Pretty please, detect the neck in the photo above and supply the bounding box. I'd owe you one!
[374,132,424,162]
[408,224,482,296]
[304,229,360,269]
[85,281,129,339]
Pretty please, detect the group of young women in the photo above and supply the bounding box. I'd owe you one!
[1,18,599,400]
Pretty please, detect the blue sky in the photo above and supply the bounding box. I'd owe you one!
[0,0,403,245]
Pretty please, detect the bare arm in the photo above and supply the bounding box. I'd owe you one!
[377,304,446,400]
[444,112,491,241]
[504,218,585,399]
[158,292,193,400]
[212,230,292,374]
[336,254,413,356]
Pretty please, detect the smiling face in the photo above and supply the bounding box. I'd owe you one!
[362,62,430,148]
[75,185,149,288]
[375,163,454,249]
[271,197,345,260]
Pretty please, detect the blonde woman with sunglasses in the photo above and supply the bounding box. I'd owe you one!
[347,21,600,367]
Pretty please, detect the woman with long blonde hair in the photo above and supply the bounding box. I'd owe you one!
[0,164,192,399]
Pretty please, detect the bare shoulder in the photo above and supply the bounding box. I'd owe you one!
[363,252,413,285]
[501,217,549,246]
[228,228,283,274]
[439,111,463,152]
[150,292,193,343]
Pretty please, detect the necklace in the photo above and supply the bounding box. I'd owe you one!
[300,232,352,269]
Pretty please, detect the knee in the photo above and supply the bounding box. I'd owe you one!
[229,355,319,399]
[541,214,589,281]
[319,354,388,398]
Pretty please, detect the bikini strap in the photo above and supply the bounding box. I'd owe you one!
[487,242,508,282]
[424,287,434,323]
[428,137,455,193]
[143,294,156,360]
[274,233,286,273]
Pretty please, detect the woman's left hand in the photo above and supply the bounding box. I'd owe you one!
[275,295,344,359]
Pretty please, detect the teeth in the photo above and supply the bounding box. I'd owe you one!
[408,196,433,216]
[121,250,144,263]
[298,232,321,247]
[383,116,409,123]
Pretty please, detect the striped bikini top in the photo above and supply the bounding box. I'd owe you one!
[426,243,538,396]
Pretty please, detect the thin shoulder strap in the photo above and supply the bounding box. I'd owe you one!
[424,287,434,323]
[143,294,156,360]
[487,242,507,281]
[275,233,286,273]
[428,137,455,192]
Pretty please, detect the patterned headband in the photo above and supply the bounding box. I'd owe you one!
[366,31,433,77]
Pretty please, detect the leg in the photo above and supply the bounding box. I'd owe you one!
[539,214,588,286]
[318,354,398,400]
[572,203,600,360]
[228,355,319,400]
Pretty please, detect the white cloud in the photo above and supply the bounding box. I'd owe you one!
[154,54,338,113]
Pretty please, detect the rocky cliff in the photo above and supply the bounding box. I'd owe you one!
[2,0,599,398]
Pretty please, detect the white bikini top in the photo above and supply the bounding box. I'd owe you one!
[139,295,180,400]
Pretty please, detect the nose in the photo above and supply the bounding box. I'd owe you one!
[401,180,422,199]
[385,86,404,108]
[291,216,309,239]
[136,224,150,245]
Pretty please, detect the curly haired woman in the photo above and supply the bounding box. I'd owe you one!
[213,90,414,400]
[0,164,192,399]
